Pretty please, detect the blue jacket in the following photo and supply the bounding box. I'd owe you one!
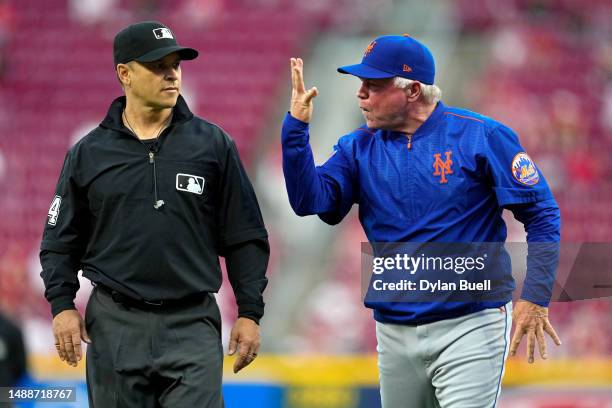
[281,102,560,324]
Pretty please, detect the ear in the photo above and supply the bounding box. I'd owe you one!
[406,81,422,103]
[116,63,131,87]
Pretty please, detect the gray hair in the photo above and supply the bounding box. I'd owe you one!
[394,77,441,105]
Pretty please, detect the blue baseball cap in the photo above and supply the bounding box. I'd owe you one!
[337,34,436,85]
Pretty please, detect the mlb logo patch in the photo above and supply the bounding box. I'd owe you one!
[153,28,174,40]
[176,173,204,195]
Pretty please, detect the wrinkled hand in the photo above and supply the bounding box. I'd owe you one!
[290,57,318,123]
[52,309,91,367]
[228,317,261,373]
[509,300,561,363]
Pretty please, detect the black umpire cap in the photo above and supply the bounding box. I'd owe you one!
[113,21,199,66]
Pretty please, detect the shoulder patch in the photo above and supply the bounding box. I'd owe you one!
[47,195,62,226]
[511,152,539,185]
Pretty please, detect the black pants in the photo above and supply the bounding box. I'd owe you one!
[85,287,224,408]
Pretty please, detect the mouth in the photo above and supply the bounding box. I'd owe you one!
[162,87,179,93]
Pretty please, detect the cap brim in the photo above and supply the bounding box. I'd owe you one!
[337,63,395,79]
[135,45,199,62]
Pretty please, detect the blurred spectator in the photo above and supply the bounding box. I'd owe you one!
[0,311,27,387]
[0,0,15,81]
[127,0,160,20]
[0,148,5,185]
[69,0,118,25]
[174,0,224,28]
[0,243,29,318]
[602,81,612,132]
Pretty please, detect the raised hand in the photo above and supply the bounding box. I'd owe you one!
[290,58,318,123]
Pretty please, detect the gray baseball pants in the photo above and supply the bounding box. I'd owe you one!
[376,303,511,408]
[85,287,224,407]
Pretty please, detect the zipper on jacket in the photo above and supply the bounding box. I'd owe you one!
[149,151,164,210]
[407,134,412,150]
[121,112,173,210]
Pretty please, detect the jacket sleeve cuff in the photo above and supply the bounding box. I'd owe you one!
[518,292,550,307]
[50,295,77,318]
[237,303,264,325]
[284,111,309,128]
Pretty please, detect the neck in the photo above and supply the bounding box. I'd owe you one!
[123,99,173,139]
[398,102,437,135]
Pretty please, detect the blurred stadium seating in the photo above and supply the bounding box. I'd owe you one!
[0,0,610,407]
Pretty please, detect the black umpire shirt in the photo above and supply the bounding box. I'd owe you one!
[40,95,269,323]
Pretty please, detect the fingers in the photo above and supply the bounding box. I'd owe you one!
[228,333,238,356]
[304,87,318,104]
[511,319,560,362]
[54,336,66,362]
[536,322,547,359]
[289,57,318,122]
[508,325,524,357]
[233,343,259,373]
[62,334,78,367]
[526,328,535,364]
[290,57,306,93]
[543,319,562,346]
[72,331,83,363]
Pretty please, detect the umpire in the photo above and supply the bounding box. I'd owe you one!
[40,21,269,407]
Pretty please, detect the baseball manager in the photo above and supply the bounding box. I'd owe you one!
[282,35,561,407]
[40,21,269,407]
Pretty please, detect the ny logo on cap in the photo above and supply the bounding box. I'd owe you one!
[153,28,174,40]
[364,41,376,57]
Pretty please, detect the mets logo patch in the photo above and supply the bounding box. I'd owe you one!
[433,151,453,184]
[511,152,539,185]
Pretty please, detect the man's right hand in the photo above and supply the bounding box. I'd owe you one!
[290,57,318,123]
[52,309,91,367]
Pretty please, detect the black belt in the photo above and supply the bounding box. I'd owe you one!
[96,284,208,310]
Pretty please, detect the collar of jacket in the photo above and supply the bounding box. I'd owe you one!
[99,94,195,132]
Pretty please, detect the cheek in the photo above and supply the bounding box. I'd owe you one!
[382,94,407,115]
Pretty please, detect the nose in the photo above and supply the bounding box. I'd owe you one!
[164,67,179,81]
[356,82,368,99]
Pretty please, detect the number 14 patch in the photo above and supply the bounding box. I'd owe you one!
[47,195,62,226]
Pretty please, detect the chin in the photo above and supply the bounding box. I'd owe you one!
[365,119,380,129]
[158,98,178,109]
